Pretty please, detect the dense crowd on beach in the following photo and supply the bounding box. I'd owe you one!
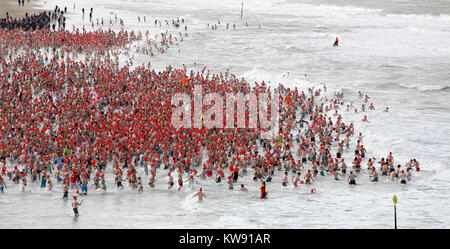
[0,6,421,216]
[0,4,67,31]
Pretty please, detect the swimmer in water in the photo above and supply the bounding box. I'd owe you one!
[406,168,412,181]
[406,159,414,170]
[72,196,83,217]
[292,172,301,187]
[186,174,194,188]
[149,171,156,188]
[331,170,341,181]
[116,173,124,189]
[81,175,88,196]
[216,171,223,183]
[193,187,205,203]
[369,168,378,182]
[389,170,395,181]
[333,37,339,47]
[0,175,7,193]
[347,171,357,185]
[47,176,53,191]
[177,169,184,191]
[282,172,288,187]
[413,159,420,171]
[137,177,143,192]
[62,180,69,199]
[101,175,106,191]
[168,172,174,189]
[395,165,401,178]
[240,184,248,192]
[144,164,149,176]
[260,181,267,199]
[304,170,313,185]
[21,174,27,192]
[340,159,347,174]
[227,176,233,190]
[399,170,407,184]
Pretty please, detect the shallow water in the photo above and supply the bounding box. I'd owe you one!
[1,0,449,228]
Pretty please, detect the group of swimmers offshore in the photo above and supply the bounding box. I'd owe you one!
[0,5,423,217]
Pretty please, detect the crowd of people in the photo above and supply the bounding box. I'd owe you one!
[1,10,54,31]
[1,27,141,55]
[0,7,422,217]
[134,29,187,56]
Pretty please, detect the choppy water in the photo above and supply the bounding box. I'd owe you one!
[1,0,449,228]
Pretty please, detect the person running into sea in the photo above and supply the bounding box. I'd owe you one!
[101,175,107,191]
[0,175,7,193]
[292,172,301,188]
[227,176,234,190]
[347,171,357,185]
[72,196,83,217]
[149,171,156,188]
[21,174,27,192]
[399,170,407,184]
[304,170,313,185]
[369,168,378,182]
[168,172,174,189]
[62,180,69,199]
[137,177,143,192]
[413,159,420,171]
[193,187,205,203]
[282,172,288,187]
[406,169,412,181]
[331,170,341,181]
[177,169,184,191]
[260,181,267,199]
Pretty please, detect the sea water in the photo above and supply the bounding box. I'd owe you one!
[1,0,449,228]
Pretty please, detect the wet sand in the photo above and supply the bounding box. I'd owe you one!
[0,0,48,18]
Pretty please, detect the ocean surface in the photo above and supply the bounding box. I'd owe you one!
[1,0,449,228]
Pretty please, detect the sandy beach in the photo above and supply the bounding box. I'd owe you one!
[0,0,47,17]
